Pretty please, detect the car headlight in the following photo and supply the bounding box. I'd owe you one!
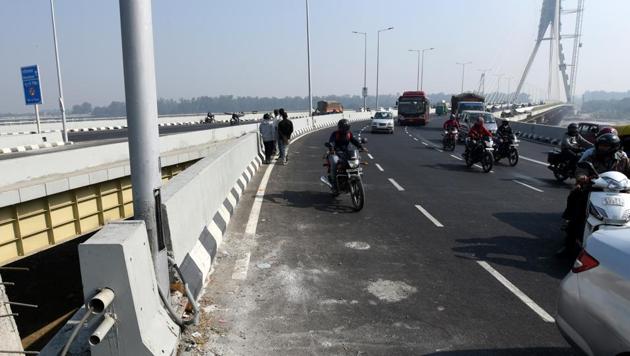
[348,159,359,168]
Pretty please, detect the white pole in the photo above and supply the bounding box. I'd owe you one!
[376,27,393,109]
[416,50,420,91]
[353,31,368,111]
[35,104,41,134]
[420,47,434,91]
[305,0,313,124]
[118,0,162,267]
[49,0,68,143]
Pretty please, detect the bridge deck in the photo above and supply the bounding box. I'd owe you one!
[182,116,577,354]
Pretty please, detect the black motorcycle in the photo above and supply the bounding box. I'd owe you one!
[462,136,494,173]
[493,134,519,166]
[204,113,215,124]
[547,150,581,182]
[442,128,458,151]
[230,114,240,126]
[320,141,367,211]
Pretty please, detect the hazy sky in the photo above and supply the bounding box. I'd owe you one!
[1,0,629,113]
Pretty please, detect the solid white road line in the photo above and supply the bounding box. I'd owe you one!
[414,204,444,227]
[450,154,463,161]
[521,156,548,166]
[388,178,405,191]
[375,163,384,172]
[513,179,544,192]
[367,153,374,159]
[232,252,251,280]
[244,161,276,237]
[477,261,555,323]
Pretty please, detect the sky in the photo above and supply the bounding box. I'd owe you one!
[1,0,629,113]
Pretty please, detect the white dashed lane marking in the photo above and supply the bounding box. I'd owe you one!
[414,204,444,227]
[388,178,405,191]
[413,138,419,141]
[375,163,384,172]
[521,156,548,166]
[421,142,428,146]
[513,179,544,192]
[450,154,463,161]
[367,153,374,160]
[477,261,555,323]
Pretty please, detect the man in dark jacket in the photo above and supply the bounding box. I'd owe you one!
[277,112,293,165]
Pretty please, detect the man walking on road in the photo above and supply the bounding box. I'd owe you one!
[260,113,276,164]
[277,111,293,165]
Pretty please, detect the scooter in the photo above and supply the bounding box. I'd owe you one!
[579,161,630,247]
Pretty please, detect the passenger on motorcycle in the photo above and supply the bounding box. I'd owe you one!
[560,123,593,168]
[327,119,365,194]
[559,133,630,256]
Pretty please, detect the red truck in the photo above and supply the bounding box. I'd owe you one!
[396,91,430,125]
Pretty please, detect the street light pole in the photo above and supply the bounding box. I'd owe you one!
[493,73,504,105]
[49,0,68,142]
[456,61,471,93]
[506,76,513,105]
[305,0,313,124]
[352,31,368,111]
[420,47,434,91]
[375,26,393,109]
[408,50,421,91]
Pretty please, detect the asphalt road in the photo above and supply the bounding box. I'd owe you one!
[185,115,579,355]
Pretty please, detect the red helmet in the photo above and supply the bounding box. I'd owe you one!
[597,127,618,137]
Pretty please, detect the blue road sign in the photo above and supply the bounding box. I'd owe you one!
[21,65,43,105]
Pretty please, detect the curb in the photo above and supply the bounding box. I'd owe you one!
[0,141,72,154]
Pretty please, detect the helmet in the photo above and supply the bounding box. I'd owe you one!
[338,119,350,132]
[597,126,618,137]
[501,119,510,126]
[595,133,621,157]
[263,113,271,120]
[567,123,579,136]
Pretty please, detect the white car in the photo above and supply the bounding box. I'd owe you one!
[371,111,394,134]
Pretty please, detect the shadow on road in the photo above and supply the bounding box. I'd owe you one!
[424,346,577,355]
[420,163,478,173]
[263,190,357,214]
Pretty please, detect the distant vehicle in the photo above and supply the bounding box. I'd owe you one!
[557,228,630,355]
[314,101,344,115]
[396,91,430,125]
[371,111,394,134]
[459,111,498,139]
[435,101,448,116]
[451,93,485,119]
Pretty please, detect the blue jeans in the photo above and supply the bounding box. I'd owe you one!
[278,139,289,161]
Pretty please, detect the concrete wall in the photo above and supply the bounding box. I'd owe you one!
[0,273,23,354]
[0,131,62,148]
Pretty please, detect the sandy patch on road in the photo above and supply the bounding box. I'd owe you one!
[367,279,417,303]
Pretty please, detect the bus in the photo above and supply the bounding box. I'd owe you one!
[396,91,430,125]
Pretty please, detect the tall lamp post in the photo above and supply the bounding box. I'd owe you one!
[352,31,368,111]
[49,0,68,142]
[375,26,393,109]
[409,47,434,91]
[305,0,313,123]
[456,61,471,93]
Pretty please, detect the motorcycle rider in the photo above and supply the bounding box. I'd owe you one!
[465,117,492,155]
[560,123,593,168]
[443,114,460,131]
[579,127,622,163]
[327,119,366,194]
[497,119,513,138]
[558,133,630,256]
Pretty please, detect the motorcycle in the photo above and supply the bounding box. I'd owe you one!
[493,134,519,166]
[462,136,494,173]
[320,140,367,211]
[577,161,630,248]
[230,114,240,126]
[203,113,215,124]
[547,150,581,182]
[442,128,458,151]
